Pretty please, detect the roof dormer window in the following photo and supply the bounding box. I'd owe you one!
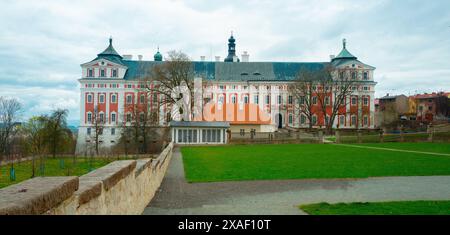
[87,68,94,78]
[112,69,118,78]
[100,69,106,78]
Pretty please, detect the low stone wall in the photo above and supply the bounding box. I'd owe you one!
[0,143,173,215]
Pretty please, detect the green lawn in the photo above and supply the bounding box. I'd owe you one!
[299,201,450,215]
[0,157,114,189]
[181,143,450,182]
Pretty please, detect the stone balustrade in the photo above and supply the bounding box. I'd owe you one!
[0,143,173,215]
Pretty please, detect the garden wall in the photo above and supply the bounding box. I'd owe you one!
[0,143,173,215]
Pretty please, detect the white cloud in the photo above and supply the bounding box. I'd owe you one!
[0,0,449,120]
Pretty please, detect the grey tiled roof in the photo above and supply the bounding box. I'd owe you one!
[120,60,329,81]
[169,121,230,128]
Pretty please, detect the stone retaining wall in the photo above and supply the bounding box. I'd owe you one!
[0,143,173,215]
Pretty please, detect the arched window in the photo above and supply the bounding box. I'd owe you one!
[140,94,146,104]
[126,95,133,104]
[126,113,132,122]
[244,96,249,104]
[87,94,93,103]
[111,94,117,103]
[289,114,293,125]
[231,95,236,104]
[111,113,116,122]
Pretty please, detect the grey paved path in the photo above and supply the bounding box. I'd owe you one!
[143,147,450,215]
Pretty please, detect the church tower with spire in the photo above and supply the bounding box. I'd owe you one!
[224,32,240,62]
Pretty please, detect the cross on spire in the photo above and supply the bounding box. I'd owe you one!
[343,38,347,49]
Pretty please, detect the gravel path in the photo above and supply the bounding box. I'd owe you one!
[143,147,450,215]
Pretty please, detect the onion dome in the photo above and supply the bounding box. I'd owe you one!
[154,47,163,61]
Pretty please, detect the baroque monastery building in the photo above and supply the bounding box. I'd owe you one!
[76,35,376,152]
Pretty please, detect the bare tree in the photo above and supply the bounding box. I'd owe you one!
[141,50,196,121]
[90,105,105,156]
[289,68,318,130]
[21,115,48,177]
[316,66,357,133]
[47,108,69,158]
[289,66,357,133]
[0,97,22,162]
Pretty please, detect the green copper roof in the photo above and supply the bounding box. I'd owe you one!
[154,48,162,61]
[98,38,122,59]
[332,38,357,61]
[93,37,124,65]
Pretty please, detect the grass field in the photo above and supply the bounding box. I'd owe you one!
[299,201,450,215]
[0,157,114,189]
[181,143,450,182]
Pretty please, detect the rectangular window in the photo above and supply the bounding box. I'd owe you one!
[278,95,282,104]
[112,69,118,78]
[351,72,356,80]
[254,95,259,104]
[100,69,106,77]
[312,96,317,105]
[202,129,206,143]
[351,116,357,126]
[87,94,93,103]
[363,72,368,80]
[312,116,317,125]
[99,94,105,103]
[351,97,357,105]
[153,94,158,103]
[288,96,293,104]
[289,115,293,124]
[111,113,116,122]
[193,130,198,143]
[183,130,187,143]
[211,129,216,142]
[88,69,94,77]
[126,95,132,104]
[87,128,91,135]
[301,115,306,124]
[111,128,115,135]
[266,95,270,104]
[364,116,368,126]
[178,130,182,143]
[244,96,248,104]
[363,97,369,106]
[299,96,305,105]
[207,129,211,142]
[340,115,345,126]
[111,94,117,103]
[140,94,145,104]
[87,113,92,123]
[325,97,330,105]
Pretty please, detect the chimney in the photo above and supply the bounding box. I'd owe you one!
[123,54,133,60]
[215,56,221,62]
[241,51,249,62]
[138,55,143,61]
[330,55,335,60]
[200,56,206,61]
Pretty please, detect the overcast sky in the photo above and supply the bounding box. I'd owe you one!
[0,0,449,123]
